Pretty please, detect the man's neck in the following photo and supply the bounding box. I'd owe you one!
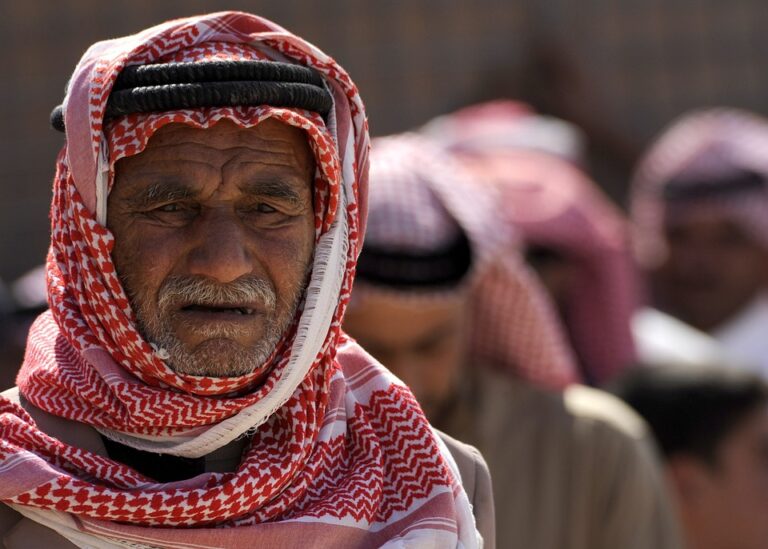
[101,435,250,482]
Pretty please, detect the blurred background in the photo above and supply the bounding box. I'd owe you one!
[3,0,768,284]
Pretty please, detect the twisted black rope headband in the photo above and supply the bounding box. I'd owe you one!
[663,169,767,202]
[356,231,474,290]
[50,60,333,132]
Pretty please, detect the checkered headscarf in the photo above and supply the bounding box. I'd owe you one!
[0,12,479,548]
[353,133,578,389]
[423,102,636,384]
[632,107,768,268]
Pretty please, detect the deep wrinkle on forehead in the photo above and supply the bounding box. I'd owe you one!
[117,120,312,173]
[129,142,301,167]
[112,120,315,206]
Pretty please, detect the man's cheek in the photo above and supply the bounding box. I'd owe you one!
[113,237,171,304]
[263,236,313,288]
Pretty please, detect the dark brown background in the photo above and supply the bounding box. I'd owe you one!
[2,0,768,283]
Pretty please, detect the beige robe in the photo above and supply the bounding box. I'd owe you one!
[0,387,495,548]
[438,367,683,549]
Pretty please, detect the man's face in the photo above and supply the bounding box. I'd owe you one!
[343,291,467,421]
[672,406,768,549]
[653,210,768,332]
[108,119,315,378]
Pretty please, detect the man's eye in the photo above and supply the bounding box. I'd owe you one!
[242,203,282,216]
[256,203,278,213]
[156,203,184,213]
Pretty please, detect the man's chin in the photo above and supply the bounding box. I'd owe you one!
[163,337,270,378]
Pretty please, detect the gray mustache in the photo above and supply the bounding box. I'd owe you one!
[157,275,277,312]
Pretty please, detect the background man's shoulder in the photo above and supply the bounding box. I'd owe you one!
[564,384,649,440]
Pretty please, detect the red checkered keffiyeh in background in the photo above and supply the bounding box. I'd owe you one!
[631,107,768,268]
[354,133,579,390]
[424,101,638,385]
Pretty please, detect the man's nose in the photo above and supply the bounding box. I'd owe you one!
[186,209,255,283]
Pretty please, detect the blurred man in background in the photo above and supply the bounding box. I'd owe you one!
[344,133,683,549]
[614,364,768,549]
[424,101,637,385]
[632,109,768,376]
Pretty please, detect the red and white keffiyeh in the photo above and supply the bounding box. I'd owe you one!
[353,133,578,390]
[632,107,768,268]
[423,101,637,384]
[0,12,478,549]
[422,100,587,166]
[461,151,637,384]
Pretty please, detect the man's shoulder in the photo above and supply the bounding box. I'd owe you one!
[560,384,666,482]
[0,506,78,549]
[1,387,106,455]
[474,368,653,453]
[563,385,684,549]
[436,430,487,490]
[435,430,495,549]
[563,384,649,440]
[0,388,84,548]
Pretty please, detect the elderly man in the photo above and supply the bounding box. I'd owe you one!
[632,109,768,376]
[343,134,683,549]
[614,364,768,549]
[0,12,490,548]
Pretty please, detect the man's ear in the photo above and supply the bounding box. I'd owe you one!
[665,454,716,505]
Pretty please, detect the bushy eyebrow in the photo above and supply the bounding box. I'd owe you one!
[240,180,305,207]
[124,179,306,209]
[127,181,195,208]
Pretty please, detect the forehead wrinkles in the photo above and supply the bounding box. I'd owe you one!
[118,133,315,183]
[132,143,304,171]
[121,118,312,163]
[147,131,304,151]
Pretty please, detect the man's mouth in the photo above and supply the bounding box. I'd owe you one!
[172,303,265,340]
[174,303,265,327]
[181,304,256,315]
[158,302,269,346]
